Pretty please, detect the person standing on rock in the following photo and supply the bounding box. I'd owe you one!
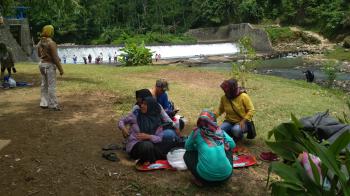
[72,55,77,64]
[83,56,87,64]
[108,53,112,64]
[62,54,67,64]
[88,54,92,63]
[37,25,64,111]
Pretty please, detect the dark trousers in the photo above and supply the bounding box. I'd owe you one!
[130,140,176,164]
[184,150,233,186]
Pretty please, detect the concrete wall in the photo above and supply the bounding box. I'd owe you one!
[186,23,273,53]
[6,18,33,57]
[0,24,29,62]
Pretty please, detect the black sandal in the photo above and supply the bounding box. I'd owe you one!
[102,144,122,151]
[49,107,62,111]
[102,151,120,162]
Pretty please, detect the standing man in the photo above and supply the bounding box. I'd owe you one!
[88,54,92,63]
[72,55,77,64]
[114,52,118,63]
[100,52,103,63]
[37,25,64,111]
[108,53,112,64]
[83,56,87,64]
[62,54,67,64]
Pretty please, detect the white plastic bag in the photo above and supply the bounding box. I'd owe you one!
[8,77,16,88]
[167,148,187,170]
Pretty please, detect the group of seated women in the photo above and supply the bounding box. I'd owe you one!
[117,78,255,186]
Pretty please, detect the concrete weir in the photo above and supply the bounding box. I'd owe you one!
[186,23,274,53]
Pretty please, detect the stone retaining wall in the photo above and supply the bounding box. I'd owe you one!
[0,24,29,62]
[186,23,273,53]
[0,20,32,62]
[6,18,32,57]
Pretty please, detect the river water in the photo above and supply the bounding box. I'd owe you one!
[197,57,350,81]
[57,43,350,81]
[58,43,239,64]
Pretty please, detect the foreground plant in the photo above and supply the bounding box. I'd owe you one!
[231,36,258,88]
[266,114,350,196]
[120,42,153,66]
[323,60,338,87]
[338,100,350,124]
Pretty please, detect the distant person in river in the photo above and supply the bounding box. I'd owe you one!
[37,25,64,111]
[72,55,77,64]
[88,54,92,63]
[184,110,235,186]
[215,79,255,142]
[108,53,112,64]
[155,53,161,62]
[83,56,87,64]
[303,70,314,83]
[95,57,100,64]
[100,52,103,63]
[118,97,176,165]
[62,54,67,64]
[0,43,16,81]
[114,52,118,63]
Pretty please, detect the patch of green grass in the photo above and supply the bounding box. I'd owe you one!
[264,26,321,45]
[6,62,349,195]
[14,63,349,143]
[324,46,350,61]
[264,26,296,44]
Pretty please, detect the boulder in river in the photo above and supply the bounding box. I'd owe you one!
[344,36,350,48]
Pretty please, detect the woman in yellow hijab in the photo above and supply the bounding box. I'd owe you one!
[37,25,64,111]
[41,25,54,38]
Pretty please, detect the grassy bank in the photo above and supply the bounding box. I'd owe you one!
[264,26,321,45]
[325,46,350,61]
[1,62,349,195]
[13,63,350,142]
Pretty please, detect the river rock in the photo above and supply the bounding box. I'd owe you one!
[343,36,350,48]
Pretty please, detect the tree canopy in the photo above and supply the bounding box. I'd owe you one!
[1,0,349,44]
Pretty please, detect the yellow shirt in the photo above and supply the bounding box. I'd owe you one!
[216,93,255,123]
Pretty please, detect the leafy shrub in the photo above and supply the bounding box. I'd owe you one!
[266,114,350,196]
[323,61,338,87]
[120,42,153,66]
[232,36,258,88]
[338,100,350,124]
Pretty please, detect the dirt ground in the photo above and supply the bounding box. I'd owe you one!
[0,84,270,195]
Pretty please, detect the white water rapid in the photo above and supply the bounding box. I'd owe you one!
[57,43,239,64]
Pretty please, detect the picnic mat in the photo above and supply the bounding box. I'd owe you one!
[233,146,257,168]
[135,146,257,171]
[135,160,175,171]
